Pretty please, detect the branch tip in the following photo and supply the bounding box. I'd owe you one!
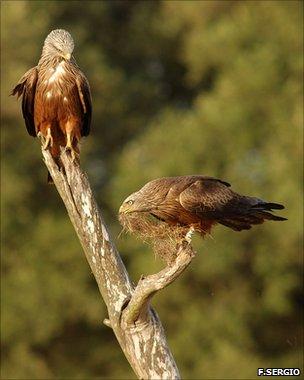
[122,242,194,326]
[103,318,112,328]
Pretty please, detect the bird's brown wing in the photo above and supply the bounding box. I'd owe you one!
[179,178,235,216]
[11,67,38,136]
[76,72,92,136]
[179,178,286,231]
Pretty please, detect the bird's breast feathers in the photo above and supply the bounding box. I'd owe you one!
[39,61,74,100]
[48,62,65,83]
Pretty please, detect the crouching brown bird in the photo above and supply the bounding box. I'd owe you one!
[12,29,92,182]
[119,175,287,236]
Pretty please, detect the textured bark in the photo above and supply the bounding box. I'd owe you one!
[41,146,195,379]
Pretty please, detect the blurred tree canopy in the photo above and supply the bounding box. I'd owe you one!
[1,1,303,379]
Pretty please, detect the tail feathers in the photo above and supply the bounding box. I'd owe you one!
[251,202,285,211]
[256,211,287,221]
[219,201,287,231]
[251,200,287,222]
[50,142,61,161]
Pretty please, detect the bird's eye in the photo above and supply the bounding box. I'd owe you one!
[127,200,134,206]
[51,43,60,52]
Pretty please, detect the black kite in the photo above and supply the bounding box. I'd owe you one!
[119,175,286,235]
[12,29,92,181]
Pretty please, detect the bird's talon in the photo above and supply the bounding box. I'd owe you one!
[43,136,53,150]
[37,131,45,144]
[65,146,79,162]
[185,227,195,244]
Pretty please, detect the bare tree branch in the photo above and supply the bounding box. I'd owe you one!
[122,242,194,326]
[41,144,194,379]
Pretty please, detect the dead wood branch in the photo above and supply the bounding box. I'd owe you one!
[41,145,194,379]
[122,242,194,326]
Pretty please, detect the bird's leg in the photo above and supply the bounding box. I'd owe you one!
[37,131,44,144]
[65,130,73,151]
[42,128,53,150]
[64,131,79,162]
[185,226,195,244]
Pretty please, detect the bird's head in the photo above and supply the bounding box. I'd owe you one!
[43,29,74,60]
[119,191,153,214]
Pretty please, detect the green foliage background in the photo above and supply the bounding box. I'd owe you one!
[1,1,303,379]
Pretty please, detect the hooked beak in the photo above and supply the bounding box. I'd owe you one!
[63,52,71,60]
[119,203,129,214]
[119,203,152,214]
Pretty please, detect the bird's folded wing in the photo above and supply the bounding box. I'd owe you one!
[179,179,234,214]
[76,73,92,136]
[11,67,38,137]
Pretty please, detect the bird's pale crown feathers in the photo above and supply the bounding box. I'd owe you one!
[42,29,74,60]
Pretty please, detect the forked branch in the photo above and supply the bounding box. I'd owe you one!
[122,242,194,326]
[40,142,194,379]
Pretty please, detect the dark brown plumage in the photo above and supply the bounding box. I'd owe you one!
[119,175,287,235]
[12,29,92,181]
